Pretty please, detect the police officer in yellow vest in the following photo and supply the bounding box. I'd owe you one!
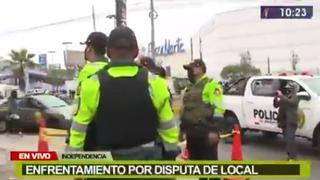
[68,27,179,166]
[65,32,108,145]
[77,32,109,98]
[181,59,224,180]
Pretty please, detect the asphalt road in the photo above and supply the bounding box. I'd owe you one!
[0,132,319,180]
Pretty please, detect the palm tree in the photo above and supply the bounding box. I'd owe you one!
[8,49,35,91]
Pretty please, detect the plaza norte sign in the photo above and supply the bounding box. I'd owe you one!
[152,38,185,56]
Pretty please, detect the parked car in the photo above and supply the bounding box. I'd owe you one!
[0,95,73,132]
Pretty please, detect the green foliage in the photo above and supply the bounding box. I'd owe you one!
[220,63,261,81]
[8,49,35,91]
[220,50,261,81]
[47,69,75,86]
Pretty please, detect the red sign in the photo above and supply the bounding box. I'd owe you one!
[10,151,58,161]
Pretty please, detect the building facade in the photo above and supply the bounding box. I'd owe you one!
[192,0,320,79]
[154,38,190,78]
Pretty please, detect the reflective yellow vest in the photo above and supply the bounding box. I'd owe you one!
[202,77,225,117]
[68,65,179,151]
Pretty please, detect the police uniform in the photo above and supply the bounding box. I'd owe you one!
[181,60,224,180]
[74,31,109,108]
[65,32,108,145]
[181,76,224,160]
[74,61,108,107]
[68,27,179,163]
[273,82,300,160]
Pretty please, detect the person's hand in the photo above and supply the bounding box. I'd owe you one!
[276,90,283,97]
[208,132,219,145]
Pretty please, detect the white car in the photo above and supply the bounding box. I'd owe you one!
[223,75,320,148]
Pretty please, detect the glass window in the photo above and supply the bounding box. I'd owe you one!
[225,78,248,95]
[18,99,31,108]
[251,79,277,96]
[33,95,68,108]
[300,78,320,96]
[278,80,305,94]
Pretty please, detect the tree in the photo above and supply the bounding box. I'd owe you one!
[8,49,35,91]
[220,51,261,81]
[47,69,75,86]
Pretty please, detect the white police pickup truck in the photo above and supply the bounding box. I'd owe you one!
[223,75,320,148]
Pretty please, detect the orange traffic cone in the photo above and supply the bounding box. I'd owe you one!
[225,124,248,180]
[35,112,49,151]
[231,124,243,161]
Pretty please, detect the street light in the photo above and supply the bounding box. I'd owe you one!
[149,0,158,59]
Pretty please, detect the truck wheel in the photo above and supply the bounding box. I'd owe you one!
[314,127,320,151]
[0,120,7,133]
[262,131,278,138]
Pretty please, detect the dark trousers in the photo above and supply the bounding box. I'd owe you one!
[186,127,219,180]
[282,126,297,159]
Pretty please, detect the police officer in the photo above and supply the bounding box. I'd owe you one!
[75,31,109,103]
[77,32,109,86]
[138,56,176,162]
[274,81,300,160]
[181,59,224,180]
[67,26,179,166]
[65,32,109,145]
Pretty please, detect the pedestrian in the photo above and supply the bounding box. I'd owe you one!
[7,90,22,135]
[67,26,179,179]
[65,32,109,145]
[273,81,300,160]
[181,59,225,180]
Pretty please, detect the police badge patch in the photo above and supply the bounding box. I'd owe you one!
[214,88,221,96]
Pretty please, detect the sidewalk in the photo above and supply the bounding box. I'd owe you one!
[0,134,67,180]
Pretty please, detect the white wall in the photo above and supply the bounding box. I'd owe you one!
[193,0,320,79]
[156,53,191,78]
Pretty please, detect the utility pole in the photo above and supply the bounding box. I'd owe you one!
[291,50,299,71]
[92,5,96,31]
[267,56,270,75]
[115,0,127,27]
[199,37,203,60]
[190,37,193,61]
[149,0,158,59]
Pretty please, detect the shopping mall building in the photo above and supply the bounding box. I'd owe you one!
[190,0,320,79]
